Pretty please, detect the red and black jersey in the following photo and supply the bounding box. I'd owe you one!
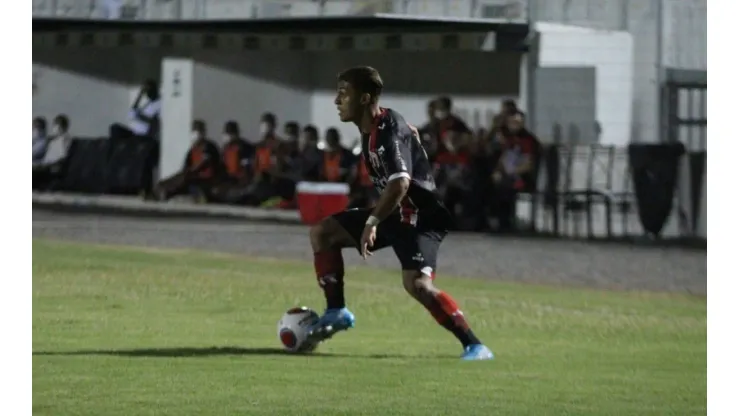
[361,108,448,226]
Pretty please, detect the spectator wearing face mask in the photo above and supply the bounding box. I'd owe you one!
[273,121,301,181]
[219,121,255,184]
[489,112,541,232]
[32,117,48,164]
[210,121,257,204]
[434,96,472,155]
[253,112,280,178]
[246,114,298,208]
[281,121,301,156]
[429,97,474,227]
[489,99,525,144]
[154,120,221,202]
[110,79,161,141]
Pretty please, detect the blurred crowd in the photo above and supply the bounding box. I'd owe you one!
[33,80,541,232]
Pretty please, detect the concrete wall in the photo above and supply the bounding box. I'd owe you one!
[535,23,633,146]
[32,48,521,147]
[32,48,162,137]
[530,0,707,144]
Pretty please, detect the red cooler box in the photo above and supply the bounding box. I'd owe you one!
[296,182,350,225]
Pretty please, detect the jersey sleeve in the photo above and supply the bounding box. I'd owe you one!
[378,128,412,182]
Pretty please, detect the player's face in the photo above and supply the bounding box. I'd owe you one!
[335,81,362,122]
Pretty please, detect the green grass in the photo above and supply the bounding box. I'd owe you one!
[32,239,706,416]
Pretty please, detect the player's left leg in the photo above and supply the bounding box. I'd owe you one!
[394,230,494,361]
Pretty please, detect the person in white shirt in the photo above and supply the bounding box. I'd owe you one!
[47,114,72,162]
[33,114,72,190]
[109,79,161,140]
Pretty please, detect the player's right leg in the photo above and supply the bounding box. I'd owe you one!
[394,228,494,360]
[307,209,369,342]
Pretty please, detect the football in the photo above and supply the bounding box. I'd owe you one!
[277,306,321,353]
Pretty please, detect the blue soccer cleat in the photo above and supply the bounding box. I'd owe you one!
[307,307,355,343]
[461,344,495,361]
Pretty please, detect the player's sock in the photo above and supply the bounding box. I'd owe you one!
[426,291,482,347]
[313,250,345,309]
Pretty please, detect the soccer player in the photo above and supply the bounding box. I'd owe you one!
[307,66,494,361]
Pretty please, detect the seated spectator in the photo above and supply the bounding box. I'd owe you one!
[154,120,221,202]
[490,113,541,232]
[319,128,355,183]
[294,125,322,181]
[244,113,296,208]
[417,100,439,160]
[488,98,525,143]
[32,117,48,164]
[281,121,301,157]
[434,130,474,229]
[220,121,254,185]
[52,114,73,152]
[253,112,280,177]
[210,121,256,204]
[434,96,473,152]
[348,153,376,209]
[110,79,161,141]
[33,114,71,190]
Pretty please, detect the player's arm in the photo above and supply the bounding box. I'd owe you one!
[368,132,412,223]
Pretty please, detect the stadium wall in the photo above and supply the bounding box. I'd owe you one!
[33,48,162,137]
[534,23,633,146]
[32,48,521,147]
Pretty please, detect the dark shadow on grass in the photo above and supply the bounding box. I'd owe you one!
[32,346,449,359]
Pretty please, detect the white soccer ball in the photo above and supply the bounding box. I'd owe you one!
[277,306,321,353]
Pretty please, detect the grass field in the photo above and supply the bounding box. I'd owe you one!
[32,239,706,416]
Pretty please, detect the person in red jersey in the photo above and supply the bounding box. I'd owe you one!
[307,66,494,360]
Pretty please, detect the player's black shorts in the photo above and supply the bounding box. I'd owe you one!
[331,208,449,275]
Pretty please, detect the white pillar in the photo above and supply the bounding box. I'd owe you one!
[160,58,195,179]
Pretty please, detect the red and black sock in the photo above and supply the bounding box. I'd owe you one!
[425,291,481,348]
[313,250,345,309]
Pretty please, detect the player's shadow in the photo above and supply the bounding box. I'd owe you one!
[32,346,436,359]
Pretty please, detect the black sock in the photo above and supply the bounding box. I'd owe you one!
[440,320,481,347]
[314,250,345,309]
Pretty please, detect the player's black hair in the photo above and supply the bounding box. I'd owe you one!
[438,96,452,110]
[337,66,384,100]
